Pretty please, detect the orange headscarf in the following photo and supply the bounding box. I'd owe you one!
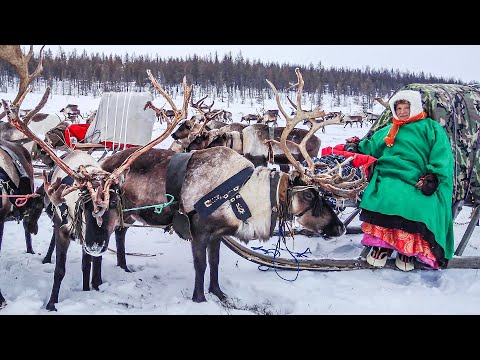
[384,111,428,147]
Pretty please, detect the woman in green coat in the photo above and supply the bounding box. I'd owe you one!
[355,89,454,271]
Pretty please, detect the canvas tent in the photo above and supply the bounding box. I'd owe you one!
[84,92,156,149]
[369,83,480,205]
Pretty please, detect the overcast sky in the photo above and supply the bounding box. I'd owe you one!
[40,45,480,84]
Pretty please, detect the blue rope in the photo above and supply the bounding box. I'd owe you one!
[256,221,302,281]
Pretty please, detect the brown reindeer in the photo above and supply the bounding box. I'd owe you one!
[185,123,324,173]
[0,45,51,308]
[343,115,364,128]
[286,94,333,134]
[259,109,279,126]
[241,113,263,124]
[144,101,176,126]
[363,111,379,124]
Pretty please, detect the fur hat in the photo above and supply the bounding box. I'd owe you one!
[388,90,424,119]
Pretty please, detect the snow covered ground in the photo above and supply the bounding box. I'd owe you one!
[0,88,479,315]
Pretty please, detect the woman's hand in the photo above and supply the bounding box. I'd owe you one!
[415,173,439,196]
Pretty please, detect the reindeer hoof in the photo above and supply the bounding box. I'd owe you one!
[42,257,52,264]
[209,288,226,301]
[26,249,35,254]
[92,281,102,291]
[46,303,57,312]
[119,265,132,273]
[192,293,207,303]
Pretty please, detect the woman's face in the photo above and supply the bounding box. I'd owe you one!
[395,103,411,120]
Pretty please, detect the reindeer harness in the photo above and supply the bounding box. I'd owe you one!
[166,152,291,240]
[194,167,253,221]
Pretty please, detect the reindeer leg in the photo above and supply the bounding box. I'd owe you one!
[0,221,4,253]
[0,289,5,308]
[81,249,92,291]
[115,226,131,272]
[191,234,208,303]
[91,256,102,290]
[208,238,226,301]
[46,217,69,311]
[42,233,55,264]
[23,221,34,254]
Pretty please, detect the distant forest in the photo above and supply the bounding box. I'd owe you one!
[0,48,466,106]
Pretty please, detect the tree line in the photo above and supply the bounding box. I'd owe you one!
[0,48,465,104]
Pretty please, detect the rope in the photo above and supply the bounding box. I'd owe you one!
[112,92,119,150]
[104,94,110,152]
[123,194,174,214]
[117,92,127,151]
[122,92,133,150]
[256,200,303,281]
[107,247,157,257]
[0,193,40,207]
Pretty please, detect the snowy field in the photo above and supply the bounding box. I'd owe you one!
[0,88,479,315]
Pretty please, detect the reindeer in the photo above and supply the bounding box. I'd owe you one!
[0,46,52,308]
[0,139,45,308]
[184,123,322,173]
[286,94,332,134]
[144,101,175,126]
[343,115,364,128]
[258,109,279,126]
[59,104,81,122]
[240,113,263,124]
[363,111,379,124]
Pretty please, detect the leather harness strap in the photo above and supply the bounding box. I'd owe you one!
[165,152,194,240]
[194,167,254,221]
[269,171,289,236]
[166,152,193,205]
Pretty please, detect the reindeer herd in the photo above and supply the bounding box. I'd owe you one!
[0,45,370,311]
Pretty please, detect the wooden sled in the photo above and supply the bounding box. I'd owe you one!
[222,198,480,271]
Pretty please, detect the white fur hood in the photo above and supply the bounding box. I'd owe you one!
[388,90,424,119]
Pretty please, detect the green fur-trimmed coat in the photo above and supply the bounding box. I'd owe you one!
[358,118,455,259]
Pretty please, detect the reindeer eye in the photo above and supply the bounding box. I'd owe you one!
[303,191,315,201]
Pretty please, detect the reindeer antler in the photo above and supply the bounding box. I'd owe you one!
[0,45,83,182]
[374,97,389,109]
[266,68,366,198]
[189,93,223,135]
[0,45,45,107]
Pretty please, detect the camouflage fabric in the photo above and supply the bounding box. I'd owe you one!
[369,83,480,204]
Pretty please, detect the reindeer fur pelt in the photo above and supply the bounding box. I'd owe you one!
[0,141,33,189]
[182,147,274,242]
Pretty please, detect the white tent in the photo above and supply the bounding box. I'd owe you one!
[84,92,156,149]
